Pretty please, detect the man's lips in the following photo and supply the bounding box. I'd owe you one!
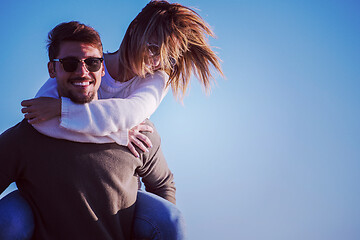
[72,81,91,86]
[69,78,94,87]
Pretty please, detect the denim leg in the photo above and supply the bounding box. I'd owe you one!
[132,190,186,240]
[0,190,34,240]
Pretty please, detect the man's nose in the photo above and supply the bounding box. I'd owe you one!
[75,60,89,75]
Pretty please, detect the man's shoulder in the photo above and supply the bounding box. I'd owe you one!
[1,119,29,135]
[0,119,33,146]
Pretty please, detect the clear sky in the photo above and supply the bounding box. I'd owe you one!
[1,0,360,239]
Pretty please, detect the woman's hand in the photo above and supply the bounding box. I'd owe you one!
[127,122,154,158]
[21,97,61,124]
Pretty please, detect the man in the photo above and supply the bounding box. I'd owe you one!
[0,21,177,240]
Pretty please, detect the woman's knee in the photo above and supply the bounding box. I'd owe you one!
[0,190,35,240]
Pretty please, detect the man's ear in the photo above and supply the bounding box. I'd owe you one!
[101,62,105,77]
[48,61,56,78]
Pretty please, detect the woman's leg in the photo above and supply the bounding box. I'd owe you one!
[132,190,186,240]
[0,190,34,240]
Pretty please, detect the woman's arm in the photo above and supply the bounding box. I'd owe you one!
[59,71,169,136]
[22,71,168,136]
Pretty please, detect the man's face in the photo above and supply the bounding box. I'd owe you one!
[48,41,105,103]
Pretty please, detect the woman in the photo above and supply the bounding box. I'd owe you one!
[1,1,223,239]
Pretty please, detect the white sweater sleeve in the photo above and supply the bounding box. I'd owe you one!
[33,78,129,145]
[60,71,169,136]
[35,77,59,98]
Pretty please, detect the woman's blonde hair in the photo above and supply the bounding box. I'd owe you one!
[117,0,223,100]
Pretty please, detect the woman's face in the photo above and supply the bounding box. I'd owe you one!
[145,36,161,71]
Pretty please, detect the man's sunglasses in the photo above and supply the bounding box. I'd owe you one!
[52,57,103,72]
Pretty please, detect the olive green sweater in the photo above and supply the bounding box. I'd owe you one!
[0,119,175,240]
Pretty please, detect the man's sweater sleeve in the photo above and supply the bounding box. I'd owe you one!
[136,120,176,204]
[0,122,24,193]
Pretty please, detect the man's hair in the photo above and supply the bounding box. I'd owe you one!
[117,0,223,100]
[47,21,103,60]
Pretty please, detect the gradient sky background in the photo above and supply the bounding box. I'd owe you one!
[1,0,360,239]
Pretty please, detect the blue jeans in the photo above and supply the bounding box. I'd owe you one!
[0,190,186,240]
[133,190,186,240]
[0,191,34,240]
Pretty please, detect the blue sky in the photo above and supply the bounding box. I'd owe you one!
[1,0,360,239]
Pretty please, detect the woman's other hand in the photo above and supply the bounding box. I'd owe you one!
[127,122,153,158]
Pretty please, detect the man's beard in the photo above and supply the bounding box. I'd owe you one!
[57,77,96,104]
[67,90,96,104]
